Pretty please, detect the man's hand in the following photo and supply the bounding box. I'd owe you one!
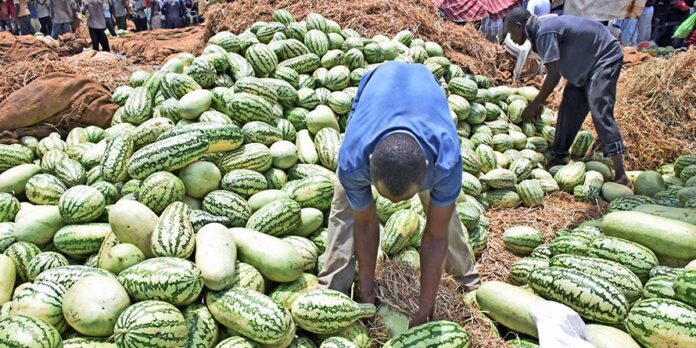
[412,202,454,328]
[353,202,380,308]
[521,102,543,123]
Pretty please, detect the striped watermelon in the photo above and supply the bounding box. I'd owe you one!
[55,157,86,187]
[549,254,643,302]
[113,300,188,348]
[5,241,41,282]
[270,273,320,309]
[233,261,265,292]
[528,267,629,324]
[206,287,295,344]
[117,257,203,306]
[283,236,320,272]
[246,199,302,237]
[202,190,252,227]
[8,281,67,331]
[642,275,676,299]
[183,303,219,348]
[502,226,544,255]
[279,53,321,74]
[26,251,69,281]
[24,174,66,205]
[673,271,696,307]
[33,265,117,289]
[242,121,283,146]
[245,43,279,75]
[314,127,341,171]
[127,132,209,179]
[0,315,62,348]
[383,321,470,348]
[53,223,111,259]
[151,202,195,258]
[509,257,549,285]
[625,298,696,348]
[137,171,185,214]
[159,124,243,153]
[221,169,268,198]
[290,175,335,211]
[381,209,420,256]
[291,289,376,334]
[218,143,272,173]
[587,236,658,282]
[320,337,358,348]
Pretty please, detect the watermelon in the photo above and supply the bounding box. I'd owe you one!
[113,300,188,348]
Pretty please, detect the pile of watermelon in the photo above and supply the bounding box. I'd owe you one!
[482,155,696,347]
[0,7,695,348]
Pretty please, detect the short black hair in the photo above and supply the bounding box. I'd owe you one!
[370,132,426,198]
[504,7,532,27]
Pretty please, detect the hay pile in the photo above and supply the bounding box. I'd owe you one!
[480,192,606,283]
[613,48,696,169]
[0,58,76,104]
[203,0,512,78]
[110,26,205,64]
[370,260,506,348]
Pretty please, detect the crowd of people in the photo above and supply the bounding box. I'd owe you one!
[0,0,199,39]
[442,0,696,49]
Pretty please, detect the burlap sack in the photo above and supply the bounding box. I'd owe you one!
[0,72,117,143]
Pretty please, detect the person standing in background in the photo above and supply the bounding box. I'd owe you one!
[35,0,51,35]
[636,0,655,44]
[479,17,504,43]
[130,0,146,31]
[149,0,160,29]
[112,0,126,30]
[15,0,34,35]
[0,0,14,32]
[525,0,550,16]
[81,0,109,51]
[160,0,183,29]
[103,0,116,36]
[49,0,73,37]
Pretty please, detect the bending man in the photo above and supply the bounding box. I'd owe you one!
[505,8,629,184]
[318,61,480,327]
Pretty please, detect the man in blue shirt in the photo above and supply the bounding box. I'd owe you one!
[318,61,480,327]
[505,8,629,185]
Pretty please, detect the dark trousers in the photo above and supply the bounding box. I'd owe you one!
[115,15,127,30]
[105,18,117,36]
[88,27,110,52]
[0,20,10,32]
[38,16,52,35]
[552,58,625,158]
[17,15,34,35]
[133,16,147,31]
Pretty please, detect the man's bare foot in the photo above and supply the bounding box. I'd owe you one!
[615,175,630,186]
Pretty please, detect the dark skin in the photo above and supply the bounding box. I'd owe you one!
[506,20,629,185]
[355,159,451,328]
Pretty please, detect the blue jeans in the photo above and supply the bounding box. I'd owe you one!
[50,22,72,38]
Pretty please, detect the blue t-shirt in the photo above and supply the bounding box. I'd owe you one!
[338,61,462,211]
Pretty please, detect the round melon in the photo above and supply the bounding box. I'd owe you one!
[634,170,665,197]
[62,275,131,336]
[58,185,105,223]
[178,89,213,120]
[270,141,299,169]
[178,161,222,199]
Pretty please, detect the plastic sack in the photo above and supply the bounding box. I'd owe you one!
[673,12,696,39]
[529,301,595,348]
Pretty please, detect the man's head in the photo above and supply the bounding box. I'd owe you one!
[505,7,532,45]
[370,132,426,203]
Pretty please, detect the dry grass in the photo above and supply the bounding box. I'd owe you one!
[479,192,606,283]
[203,0,512,79]
[612,48,696,169]
[369,260,506,348]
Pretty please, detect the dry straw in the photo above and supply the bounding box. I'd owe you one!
[203,0,513,79]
